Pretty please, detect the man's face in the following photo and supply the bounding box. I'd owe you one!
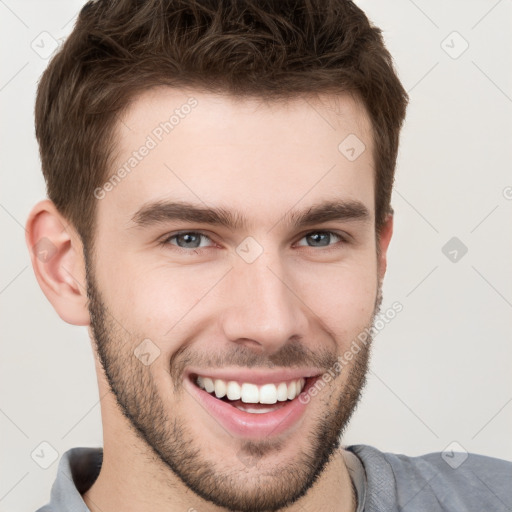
[87,88,386,511]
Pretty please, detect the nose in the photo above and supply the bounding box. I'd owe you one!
[219,254,309,354]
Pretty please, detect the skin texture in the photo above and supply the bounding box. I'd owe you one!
[26,89,393,512]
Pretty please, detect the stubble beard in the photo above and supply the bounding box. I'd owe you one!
[86,255,382,512]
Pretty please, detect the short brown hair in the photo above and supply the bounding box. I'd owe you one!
[35,0,408,247]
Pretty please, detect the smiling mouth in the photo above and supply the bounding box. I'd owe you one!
[190,374,318,414]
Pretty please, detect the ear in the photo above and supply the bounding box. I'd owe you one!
[25,199,90,326]
[377,213,394,283]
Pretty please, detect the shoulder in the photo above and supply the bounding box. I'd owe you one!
[34,447,103,512]
[347,444,512,512]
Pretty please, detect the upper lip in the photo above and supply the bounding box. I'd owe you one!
[185,367,323,386]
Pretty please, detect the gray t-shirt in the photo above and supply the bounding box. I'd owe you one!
[36,445,512,511]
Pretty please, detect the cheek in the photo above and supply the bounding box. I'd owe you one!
[102,257,228,337]
[291,258,378,343]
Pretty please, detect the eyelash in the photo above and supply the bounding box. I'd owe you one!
[160,230,348,253]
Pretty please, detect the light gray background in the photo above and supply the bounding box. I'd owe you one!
[1,1,511,510]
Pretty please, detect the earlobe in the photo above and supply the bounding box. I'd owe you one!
[25,199,90,326]
[377,213,394,282]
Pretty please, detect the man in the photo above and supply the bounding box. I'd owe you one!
[26,0,511,511]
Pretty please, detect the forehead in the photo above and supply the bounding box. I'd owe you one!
[98,88,375,230]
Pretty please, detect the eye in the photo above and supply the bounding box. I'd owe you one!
[295,231,344,248]
[163,231,214,250]
[161,229,347,253]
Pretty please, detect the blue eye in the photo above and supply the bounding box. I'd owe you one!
[296,231,343,247]
[165,232,214,249]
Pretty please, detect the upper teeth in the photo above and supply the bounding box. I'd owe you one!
[196,376,306,404]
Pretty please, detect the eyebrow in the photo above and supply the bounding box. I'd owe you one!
[130,199,371,231]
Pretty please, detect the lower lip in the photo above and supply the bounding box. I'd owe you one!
[185,377,316,439]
